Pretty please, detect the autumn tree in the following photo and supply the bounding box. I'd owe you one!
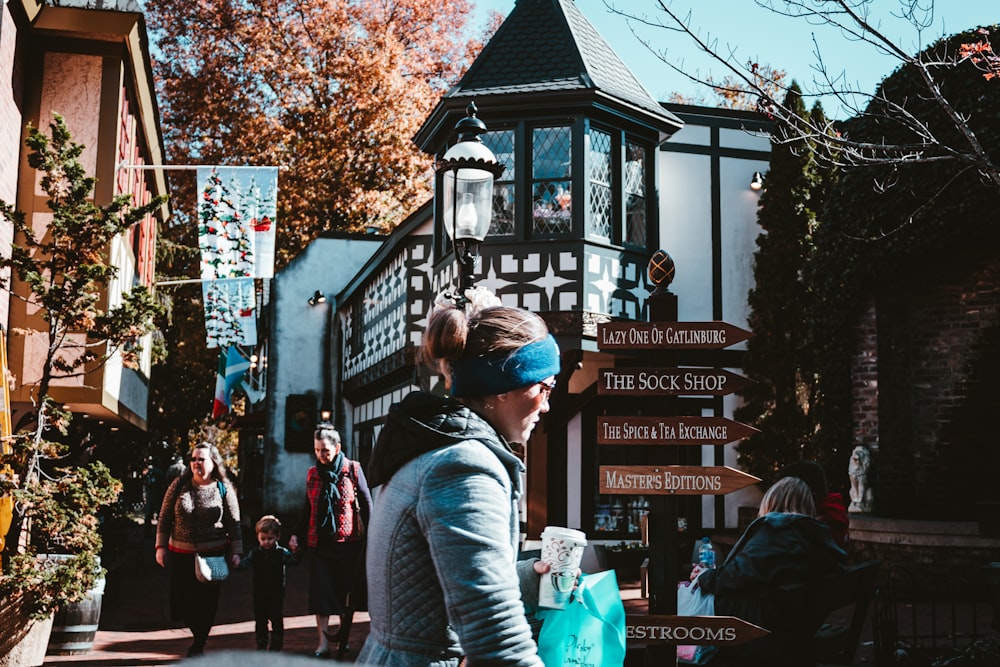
[605,1,1000,206]
[144,0,494,441]
[146,0,491,265]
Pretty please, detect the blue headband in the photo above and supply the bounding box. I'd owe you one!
[450,335,561,397]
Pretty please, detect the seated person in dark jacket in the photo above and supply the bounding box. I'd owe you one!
[776,460,850,549]
[694,477,847,665]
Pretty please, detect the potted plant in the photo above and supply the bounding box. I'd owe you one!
[0,400,123,665]
[0,115,164,661]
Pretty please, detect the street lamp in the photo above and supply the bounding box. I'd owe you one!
[437,102,503,306]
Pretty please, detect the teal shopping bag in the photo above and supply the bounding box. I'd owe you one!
[536,570,626,667]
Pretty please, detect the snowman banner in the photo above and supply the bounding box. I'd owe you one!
[197,167,277,280]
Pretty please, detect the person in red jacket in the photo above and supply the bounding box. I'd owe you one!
[776,460,849,549]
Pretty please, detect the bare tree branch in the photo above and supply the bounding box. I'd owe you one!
[603,0,1000,194]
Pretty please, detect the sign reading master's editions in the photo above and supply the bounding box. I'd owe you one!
[598,367,751,396]
[598,321,752,350]
[626,615,769,646]
[599,465,761,495]
[597,416,759,446]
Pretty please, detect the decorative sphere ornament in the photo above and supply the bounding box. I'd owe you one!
[647,249,675,288]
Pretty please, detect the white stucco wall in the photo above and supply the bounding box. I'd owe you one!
[264,235,382,518]
[656,112,770,529]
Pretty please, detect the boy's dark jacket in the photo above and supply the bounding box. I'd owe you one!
[241,544,300,598]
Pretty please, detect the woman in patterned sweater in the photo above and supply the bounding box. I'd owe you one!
[156,442,243,657]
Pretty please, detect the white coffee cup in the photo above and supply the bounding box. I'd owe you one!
[538,526,587,609]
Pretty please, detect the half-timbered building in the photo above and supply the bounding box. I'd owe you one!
[259,0,771,539]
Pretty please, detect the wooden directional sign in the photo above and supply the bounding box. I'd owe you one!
[626,615,769,647]
[598,416,759,446]
[598,321,752,350]
[600,465,761,495]
[598,367,752,396]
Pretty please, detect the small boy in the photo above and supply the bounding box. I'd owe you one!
[241,515,300,651]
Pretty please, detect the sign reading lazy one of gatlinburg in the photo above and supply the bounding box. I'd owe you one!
[599,465,760,495]
[598,368,751,396]
[598,416,759,445]
[626,615,769,646]
[597,321,752,350]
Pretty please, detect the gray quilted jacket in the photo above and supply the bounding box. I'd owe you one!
[357,392,543,667]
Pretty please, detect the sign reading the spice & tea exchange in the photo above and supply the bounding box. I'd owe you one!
[597,416,759,446]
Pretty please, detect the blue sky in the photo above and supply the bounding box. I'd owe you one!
[473,0,998,117]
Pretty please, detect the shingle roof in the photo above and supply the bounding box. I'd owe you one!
[449,0,678,124]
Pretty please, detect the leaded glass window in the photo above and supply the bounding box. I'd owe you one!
[532,126,572,235]
[588,129,612,240]
[482,129,515,237]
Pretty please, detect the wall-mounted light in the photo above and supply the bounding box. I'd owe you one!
[308,290,327,306]
[320,409,332,421]
[749,171,764,191]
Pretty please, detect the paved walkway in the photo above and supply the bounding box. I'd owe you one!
[41,528,899,666]
[41,529,361,665]
[40,531,646,666]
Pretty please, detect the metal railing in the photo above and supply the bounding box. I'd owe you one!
[873,562,995,665]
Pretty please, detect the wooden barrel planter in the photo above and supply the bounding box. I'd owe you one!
[40,554,105,656]
[46,575,105,655]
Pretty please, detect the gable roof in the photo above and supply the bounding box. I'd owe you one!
[454,0,677,121]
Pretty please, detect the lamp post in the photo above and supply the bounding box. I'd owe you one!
[437,102,503,306]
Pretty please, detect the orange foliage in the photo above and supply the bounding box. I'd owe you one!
[960,28,999,82]
[146,0,489,266]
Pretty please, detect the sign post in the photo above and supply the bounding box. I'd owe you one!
[595,250,763,664]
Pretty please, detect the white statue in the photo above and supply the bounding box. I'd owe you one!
[848,445,873,513]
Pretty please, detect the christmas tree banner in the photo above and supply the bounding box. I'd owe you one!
[203,278,257,348]
[197,167,278,279]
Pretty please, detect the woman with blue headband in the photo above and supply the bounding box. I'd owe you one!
[359,297,560,667]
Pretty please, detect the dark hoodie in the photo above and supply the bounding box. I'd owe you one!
[366,391,523,492]
[697,512,847,663]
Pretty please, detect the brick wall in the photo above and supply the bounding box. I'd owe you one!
[852,248,1000,520]
[852,300,879,450]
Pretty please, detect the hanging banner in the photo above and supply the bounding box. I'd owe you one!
[203,278,257,348]
[197,167,277,279]
[213,346,252,419]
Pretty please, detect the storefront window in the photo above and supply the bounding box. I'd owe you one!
[532,126,572,235]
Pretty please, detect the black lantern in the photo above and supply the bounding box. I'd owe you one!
[437,102,503,304]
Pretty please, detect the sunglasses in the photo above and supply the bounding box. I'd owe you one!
[537,379,557,396]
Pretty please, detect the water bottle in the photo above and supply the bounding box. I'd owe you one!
[697,536,717,569]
